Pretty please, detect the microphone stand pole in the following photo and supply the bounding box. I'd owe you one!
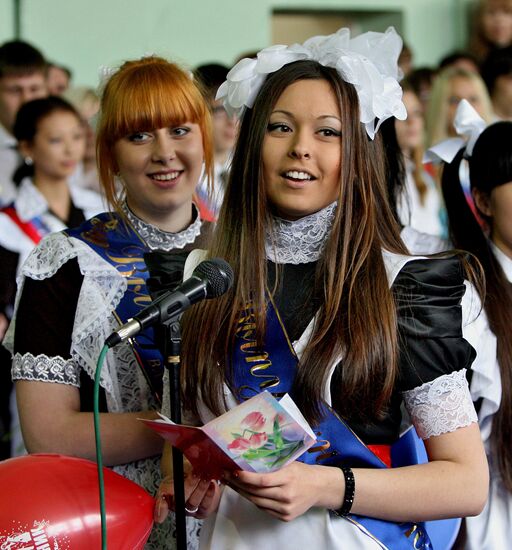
[163,317,187,550]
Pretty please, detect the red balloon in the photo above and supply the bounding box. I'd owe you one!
[0,454,154,549]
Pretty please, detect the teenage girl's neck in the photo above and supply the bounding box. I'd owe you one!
[33,172,71,220]
[126,199,194,234]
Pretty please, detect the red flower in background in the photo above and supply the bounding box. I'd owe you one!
[241,411,266,431]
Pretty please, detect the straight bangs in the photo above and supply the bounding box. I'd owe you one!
[102,65,206,144]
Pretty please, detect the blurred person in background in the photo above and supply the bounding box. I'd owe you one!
[408,67,437,114]
[194,63,238,218]
[47,63,72,96]
[0,40,47,207]
[64,86,102,193]
[395,82,446,239]
[439,51,480,74]
[426,68,494,217]
[426,67,494,147]
[0,96,103,458]
[481,45,512,119]
[469,0,512,63]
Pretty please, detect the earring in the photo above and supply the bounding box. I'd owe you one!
[24,156,33,165]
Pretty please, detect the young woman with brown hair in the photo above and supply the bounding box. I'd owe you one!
[4,55,214,549]
[157,28,488,549]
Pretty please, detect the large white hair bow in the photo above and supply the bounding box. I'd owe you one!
[424,99,487,163]
[217,27,407,140]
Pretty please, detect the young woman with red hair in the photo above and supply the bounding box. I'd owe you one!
[4,56,214,549]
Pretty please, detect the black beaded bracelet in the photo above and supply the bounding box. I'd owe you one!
[333,466,355,517]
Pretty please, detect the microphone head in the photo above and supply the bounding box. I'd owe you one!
[193,258,234,298]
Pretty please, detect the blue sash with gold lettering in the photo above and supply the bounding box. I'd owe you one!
[66,213,164,404]
[231,299,433,550]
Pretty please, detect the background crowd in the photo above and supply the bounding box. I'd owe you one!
[1,0,512,549]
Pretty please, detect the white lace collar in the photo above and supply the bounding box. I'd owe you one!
[15,178,49,221]
[491,240,512,283]
[265,202,337,264]
[122,202,202,251]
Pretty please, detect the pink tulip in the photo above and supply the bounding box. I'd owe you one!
[241,411,266,430]
[249,432,268,449]
[228,437,251,455]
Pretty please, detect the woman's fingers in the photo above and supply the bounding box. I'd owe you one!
[154,476,174,523]
[155,472,203,521]
[184,477,210,514]
[195,481,223,519]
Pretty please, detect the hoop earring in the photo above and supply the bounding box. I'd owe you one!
[24,156,33,165]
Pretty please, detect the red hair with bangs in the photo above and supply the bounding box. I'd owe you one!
[96,56,213,212]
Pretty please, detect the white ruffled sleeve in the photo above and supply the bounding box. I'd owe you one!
[403,369,477,440]
[3,231,144,412]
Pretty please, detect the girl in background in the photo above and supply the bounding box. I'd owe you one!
[469,0,512,63]
[441,114,512,549]
[427,67,494,217]
[426,67,493,148]
[0,96,102,457]
[395,82,446,238]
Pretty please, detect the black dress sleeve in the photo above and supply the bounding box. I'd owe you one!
[13,257,108,412]
[393,257,476,392]
[14,258,82,358]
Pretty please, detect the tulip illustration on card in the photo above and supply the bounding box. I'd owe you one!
[141,392,317,479]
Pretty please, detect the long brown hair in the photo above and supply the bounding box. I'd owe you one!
[181,61,408,424]
[442,122,512,491]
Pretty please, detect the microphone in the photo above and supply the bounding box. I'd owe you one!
[105,258,233,348]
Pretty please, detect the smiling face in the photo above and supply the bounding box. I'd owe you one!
[113,123,204,230]
[20,110,85,183]
[262,79,342,220]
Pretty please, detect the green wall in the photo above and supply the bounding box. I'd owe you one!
[0,0,474,87]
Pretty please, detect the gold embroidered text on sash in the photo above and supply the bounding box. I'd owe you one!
[236,304,280,394]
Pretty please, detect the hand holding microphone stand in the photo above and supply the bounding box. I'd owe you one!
[106,258,233,550]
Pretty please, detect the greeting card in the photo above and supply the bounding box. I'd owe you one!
[141,391,316,480]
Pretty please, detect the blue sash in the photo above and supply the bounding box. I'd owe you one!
[66,213,164,404]
[231,299,433,550]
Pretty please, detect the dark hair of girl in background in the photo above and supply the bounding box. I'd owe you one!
[441,121,512,491]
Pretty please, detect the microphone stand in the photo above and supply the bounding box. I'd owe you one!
[163,317,187,550]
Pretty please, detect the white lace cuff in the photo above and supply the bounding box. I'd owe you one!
[402,369,477,439]
[11,352,81,387]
